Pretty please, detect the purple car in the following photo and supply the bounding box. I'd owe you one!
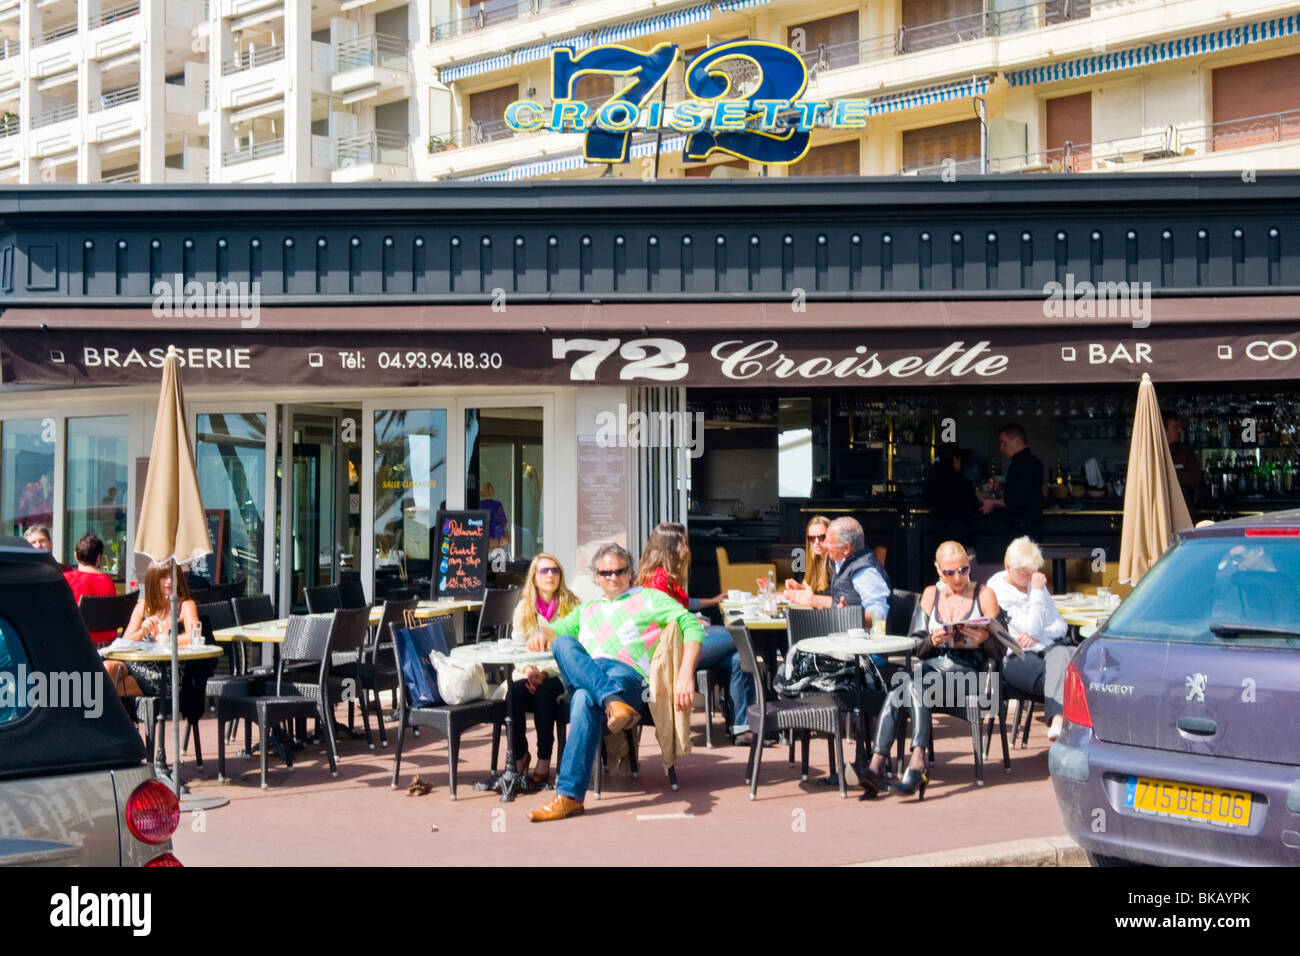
[1052,510,1300,866]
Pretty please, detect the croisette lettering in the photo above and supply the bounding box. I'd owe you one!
[710,340,1010,381]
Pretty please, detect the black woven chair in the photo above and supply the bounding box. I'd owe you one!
[389,616,505,799]
[786,605,864,647]
[732,624,846,799]
[339,578,369,610]
[295,606,371,741]
[216,614,340,789]
[197,599,259,757]
[360,598,418,748]
[886,589,920,637]
[304,584,342,613]
[472,586,519,643]
[695,667,732,748]
[77,590,139,640]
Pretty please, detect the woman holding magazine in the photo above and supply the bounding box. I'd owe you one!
[859,541,1000,800]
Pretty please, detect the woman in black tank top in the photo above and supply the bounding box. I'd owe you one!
[858,541,1000,799]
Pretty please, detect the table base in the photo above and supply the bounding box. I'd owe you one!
[473,767,543,802]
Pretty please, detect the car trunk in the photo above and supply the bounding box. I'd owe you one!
[1082,636,1300,766]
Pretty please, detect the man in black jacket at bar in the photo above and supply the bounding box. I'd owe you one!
[980,423,1045,540]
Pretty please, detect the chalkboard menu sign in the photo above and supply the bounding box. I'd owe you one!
[432,510,490,599]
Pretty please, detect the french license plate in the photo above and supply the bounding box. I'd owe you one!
[1124,775,1251,828]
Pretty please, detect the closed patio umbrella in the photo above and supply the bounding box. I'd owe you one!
[1119,373,1193,585]
[134,345,214,801]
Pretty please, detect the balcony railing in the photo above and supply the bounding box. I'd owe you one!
[223,137,285,166]
[336,32,409,72]
[431,0,581,42]
[337,128,410,167]
[89,1,140,30]
[89,84,140,112]
[0,38,20,60]
[31,103,78,128]
[0,114,18,138]
[33,21,78,47]
[223,43,286,75]
[99,169,141,183]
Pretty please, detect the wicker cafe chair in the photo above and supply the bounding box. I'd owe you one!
[339,577,369,610]
[77,590,140,640]
[304,584,342,613]
[360,597,419,748]
[732,624,846,799]
[389,616,505,800]
[303,606,373,743]
[473,586,520,643]
[216,614,340,789]
[198,599,259,763]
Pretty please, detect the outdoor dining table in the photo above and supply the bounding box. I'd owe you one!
[450,642,556,803]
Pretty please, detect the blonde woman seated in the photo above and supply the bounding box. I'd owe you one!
[861,541,1000,800]
[106,564,201,698]
[783,514,832,596]
[986,537,1071,742]
[509,553,580,784]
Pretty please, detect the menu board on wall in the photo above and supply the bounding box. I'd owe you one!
[432,510,490,599]
[575,436,628,573]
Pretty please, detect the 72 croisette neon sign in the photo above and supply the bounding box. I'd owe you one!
[503,40,872,166]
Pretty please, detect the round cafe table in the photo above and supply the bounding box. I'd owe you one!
[450,643,556,803]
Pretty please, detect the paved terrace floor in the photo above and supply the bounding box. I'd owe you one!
[172,702,1069,866]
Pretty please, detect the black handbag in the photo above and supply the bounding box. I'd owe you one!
[773,650,874,698]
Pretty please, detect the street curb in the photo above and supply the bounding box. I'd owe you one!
[848,835,1088,867]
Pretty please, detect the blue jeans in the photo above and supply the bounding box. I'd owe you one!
[551,635,647,803]
[696,626,754,735]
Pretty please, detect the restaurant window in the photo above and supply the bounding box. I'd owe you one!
[778,398,815,498]
[1045,91,1092,171]
[902,118,981,173]
[195,413,267,596]
[465,408,543,564]
[788,11,859,73]
[1211,53,1300,151]
[374,409,447,597]
[65,416,129,582]
[467,84,518,144]
[900,0,985,53]
[787,139,860,176]
[1,419,56,536]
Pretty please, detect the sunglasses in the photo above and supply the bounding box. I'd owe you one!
[808,534,826,543]
[596,567,630,579]
[536,567,561,576]
[938,566,971,577]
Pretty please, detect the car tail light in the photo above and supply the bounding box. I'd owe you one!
[1244,528,1300,536]
[145,852,183,867]
[1062,661,1092,729]
[125,780,180,846]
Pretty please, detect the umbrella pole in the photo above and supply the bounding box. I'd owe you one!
[170,560,182,798]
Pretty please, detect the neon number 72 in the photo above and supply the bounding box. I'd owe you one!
[551,43,677,163]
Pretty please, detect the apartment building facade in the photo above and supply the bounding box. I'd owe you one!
[0,0,1296,185]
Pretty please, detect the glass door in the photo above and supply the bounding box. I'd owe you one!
[279,406,358,613]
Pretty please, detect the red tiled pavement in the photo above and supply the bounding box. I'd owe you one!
[172,703,1069,866]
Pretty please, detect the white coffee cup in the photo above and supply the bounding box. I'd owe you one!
[727,589,744,602]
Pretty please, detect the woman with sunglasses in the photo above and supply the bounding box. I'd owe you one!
[859,541,1000,800]
[784,514,832,597]
[636,522,755,740]
[509,553,580,784]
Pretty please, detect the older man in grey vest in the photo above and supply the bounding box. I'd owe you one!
[787,516,890,626]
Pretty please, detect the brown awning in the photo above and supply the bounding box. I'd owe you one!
[1,295,1298,332]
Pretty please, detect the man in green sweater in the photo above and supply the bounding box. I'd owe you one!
[525,542,704,822]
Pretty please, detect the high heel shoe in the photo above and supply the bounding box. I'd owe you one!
[889,767,929,800]
[857,766,887,800]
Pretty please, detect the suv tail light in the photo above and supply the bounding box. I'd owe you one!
[125,780,180,845]
[1244,528,1300,536]
[1062,660,1092,729]
[145,852,183,867]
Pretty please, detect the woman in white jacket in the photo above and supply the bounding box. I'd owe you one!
[986,537,1072,741]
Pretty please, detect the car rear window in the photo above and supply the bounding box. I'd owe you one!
[0,616,33,725]
[1102,536,1300,647]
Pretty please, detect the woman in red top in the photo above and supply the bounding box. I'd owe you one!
[63,533,118,645]
[635,522,754,739]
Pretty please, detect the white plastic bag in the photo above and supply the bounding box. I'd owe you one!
[428,650,487,705]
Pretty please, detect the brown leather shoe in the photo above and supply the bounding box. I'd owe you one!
[605,699,641,733]
[527,794,585,822]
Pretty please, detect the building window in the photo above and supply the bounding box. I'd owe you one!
[1212,53,1300,151]
[788,11,859,73]
[374,409,447,597]
[65,417,129,582]
[788,139,860,177]
[195,413,267,596]
[1045,92,1092,171]
[467,84,519,144]
[900,0,985,53]
[902,118,981,173]
[2,420,56,537]
[465,408,543,563]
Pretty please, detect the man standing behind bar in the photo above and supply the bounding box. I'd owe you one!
[787,516,890,624]
[1164,412,1203,509]
[981,423,1045,540]
[524,543,704,822]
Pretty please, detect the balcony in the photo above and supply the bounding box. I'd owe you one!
[432,0,582,42]
[89,84,140,113]
[99,168,140,183]
[33,21,78,48]
[0,113,17,137]
[332,33,411,104]
[338,128,409,167]
[0,38,19,60]
[223,43,286,76]
[31,103,78,128]
[223,137,284,166]
[89,1,140,30]
[337,33,409,72]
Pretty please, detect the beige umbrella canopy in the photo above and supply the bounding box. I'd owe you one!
[134,345,212,575]
[1119,373,1193,585]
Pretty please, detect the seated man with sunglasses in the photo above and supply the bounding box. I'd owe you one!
[524,542,704,822]
[786,516,890,629]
